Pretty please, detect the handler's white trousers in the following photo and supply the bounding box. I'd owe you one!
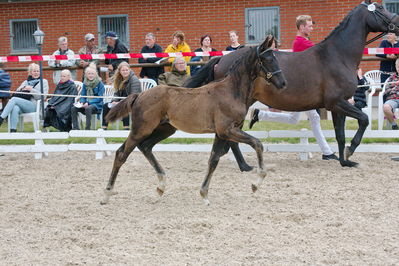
[257,109,333,156]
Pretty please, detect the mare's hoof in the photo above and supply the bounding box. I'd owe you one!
[341,160,359,167]
[251,184,258,193]
[239,164,254,172]
[156,187,164,196]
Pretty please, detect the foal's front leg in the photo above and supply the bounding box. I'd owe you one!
[222,128,266,192]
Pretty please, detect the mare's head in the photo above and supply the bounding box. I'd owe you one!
[256,35,286,89]
[361,0,399,34]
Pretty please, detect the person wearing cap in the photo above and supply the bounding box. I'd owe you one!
[77,33,103,72]
[138,33,164,83]
[164,31,191,74]
[104,31,129,76]
[48,36,77,85]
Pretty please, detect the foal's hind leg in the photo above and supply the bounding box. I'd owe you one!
[101,137,138,204]
[200,136,231,205]
[138,123,177,196]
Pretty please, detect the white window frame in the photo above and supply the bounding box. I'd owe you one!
[97,14,129,49]
[9,19,39,55]
[245,6,280,45]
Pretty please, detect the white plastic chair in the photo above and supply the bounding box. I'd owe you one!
[363,70,382,130]
[378,78,399,130]
[139,78,157,91]
[8,99,41,132]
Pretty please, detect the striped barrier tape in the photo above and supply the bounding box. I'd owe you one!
[0,48,398,63]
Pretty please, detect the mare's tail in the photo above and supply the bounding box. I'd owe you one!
[183,56,221,88]
[106,93,139,123]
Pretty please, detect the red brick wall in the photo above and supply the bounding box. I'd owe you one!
[0,0,381,90]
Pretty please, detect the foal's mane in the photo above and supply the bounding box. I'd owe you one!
[226,47,258,86]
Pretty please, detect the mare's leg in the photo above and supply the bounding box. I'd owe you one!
[221,128,266,192]
[229,141,254,172]
[138,123,177,196]
[331,99,369,167]
[200,136,231,205]
[100,134,139,204]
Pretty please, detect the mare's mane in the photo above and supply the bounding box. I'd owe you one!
[318,5,359,45]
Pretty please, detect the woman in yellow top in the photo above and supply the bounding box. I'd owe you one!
[164,30,191,74]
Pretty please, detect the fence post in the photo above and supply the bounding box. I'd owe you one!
[299,128,309,161]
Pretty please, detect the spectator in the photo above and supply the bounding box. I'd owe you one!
[102,62,141,130]
[376,32,399,84]
[71,64,105,130]
[164,31,191,74]
[138,33,164,83]
[0,63,49,132]
[191,34,218,75]
[226,30,244,51]
[0,63,11,111]
[249,16,338,161]
[43,69,77,132]
[158,56,189,87]
[348,68,369,110]
[104,31,129,77]
[77,33,103,73]
[48,36,77,84]
[383,58,399,130]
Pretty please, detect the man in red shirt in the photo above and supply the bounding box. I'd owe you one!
[250,14,338,160]
[293,15,314,52]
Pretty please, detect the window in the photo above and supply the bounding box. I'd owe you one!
[385,0,399,14]
[9,19,38,54]
[98,15,129,49]
[245,7,280,44]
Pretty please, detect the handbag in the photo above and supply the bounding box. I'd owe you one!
[12,90,33,101]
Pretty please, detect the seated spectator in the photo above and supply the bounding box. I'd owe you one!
[348,68,369,110]
[104,31,129,79]
[138,33,164,83]
[376,32,399,84]
[43,69,77,132]
[164,31,191,74]
[77,33,103,73]
[191,34,217,75]
[383,58,399,130]
[0,63,11,110]
[102,62,141,130]
[71,64,105,130]
[0,63,49,132]
[158,56,189,87]
[48,36,77,84]
[226,30,244,51]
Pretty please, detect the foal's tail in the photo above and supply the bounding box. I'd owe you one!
[183,56,221,88]
[105,93,139,123]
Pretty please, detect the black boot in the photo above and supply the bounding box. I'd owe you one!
[10,129,17,133]
[0,117,3,127]
[249,109,259,129]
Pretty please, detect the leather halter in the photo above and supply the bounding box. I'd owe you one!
[256,46,282,81]
[362,2,399,45]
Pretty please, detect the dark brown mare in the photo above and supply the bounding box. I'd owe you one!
[100,38,286,205]
[185,0,399,168]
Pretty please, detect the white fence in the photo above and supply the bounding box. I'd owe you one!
[1,129,399,160]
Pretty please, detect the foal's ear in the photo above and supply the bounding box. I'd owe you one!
[260,35,275,51]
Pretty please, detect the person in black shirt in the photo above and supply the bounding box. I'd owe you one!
[104,31,129,76]
[138,33,164,83]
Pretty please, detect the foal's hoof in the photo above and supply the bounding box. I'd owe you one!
[200,189,210,206]
[156,187,164,196]
[344,146,353,161]
[341,160,359,167]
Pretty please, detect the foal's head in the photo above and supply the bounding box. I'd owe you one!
[361,0,399,35]
[256,36,286,90]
